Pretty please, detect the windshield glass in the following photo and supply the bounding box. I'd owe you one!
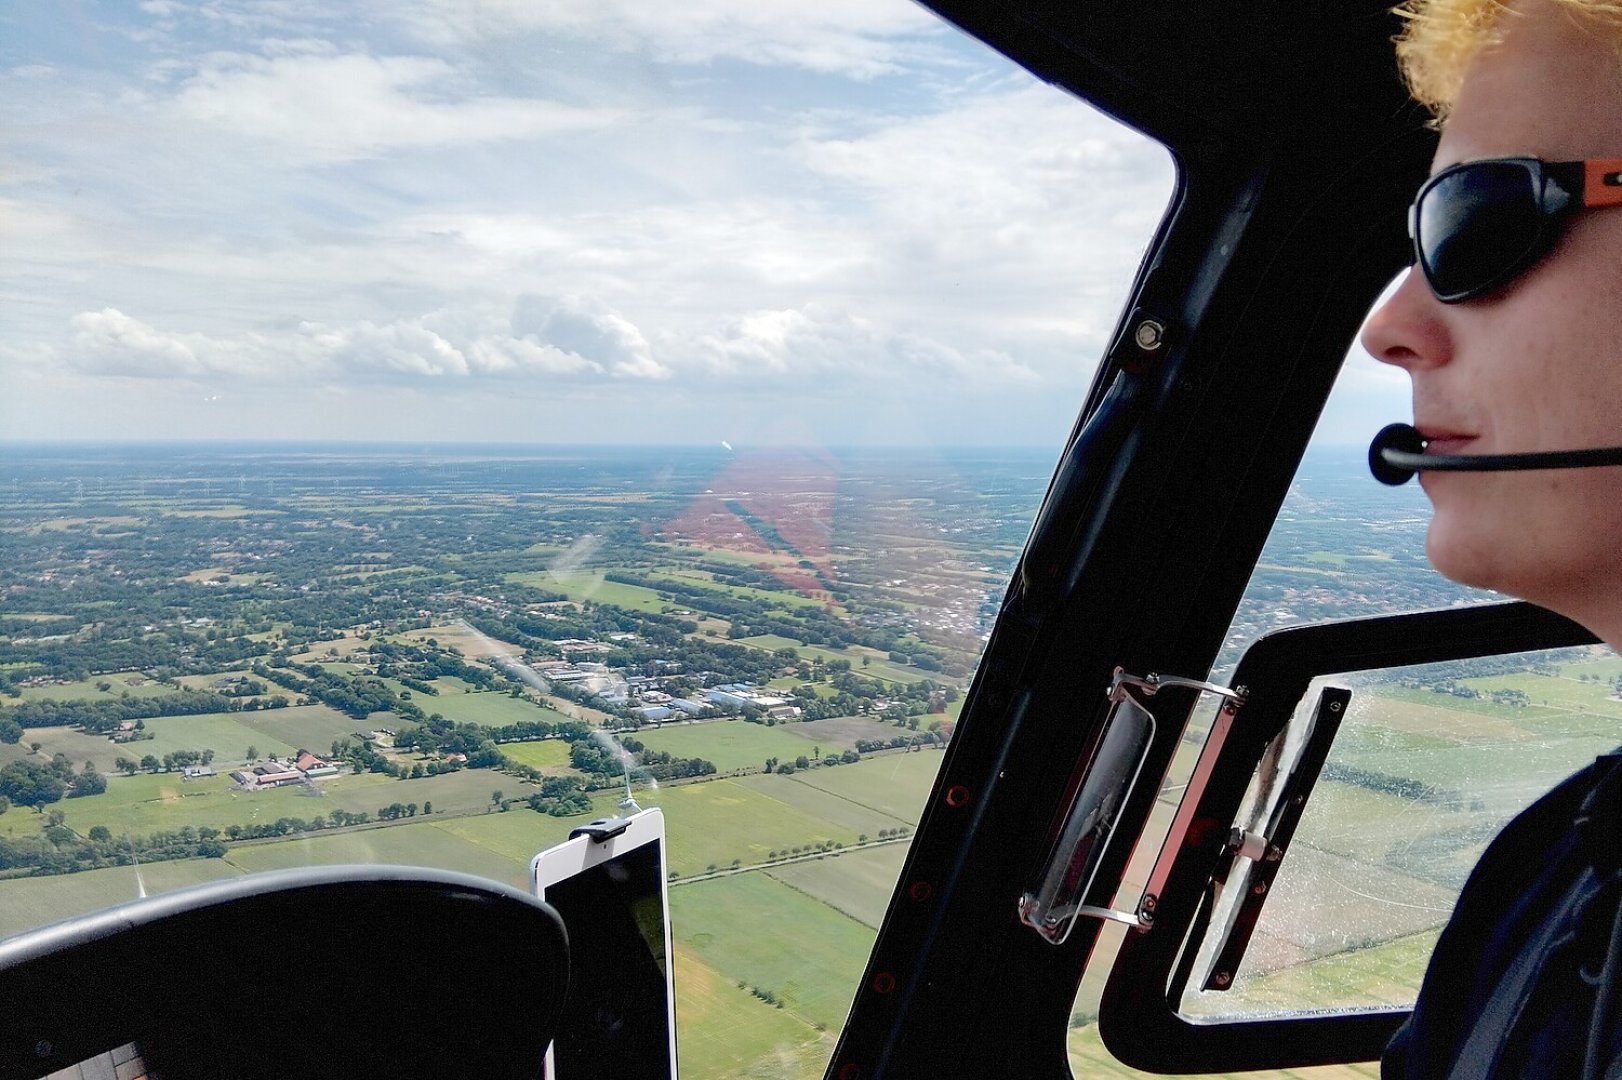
[1,4,1172,1075]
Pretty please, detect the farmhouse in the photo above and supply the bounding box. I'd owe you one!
[252,763,303,787]
[295,752,340,778]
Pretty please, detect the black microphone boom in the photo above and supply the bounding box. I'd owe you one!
[1369,423,1622,486]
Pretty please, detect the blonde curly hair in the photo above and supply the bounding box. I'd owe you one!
[1396,0,1622,117]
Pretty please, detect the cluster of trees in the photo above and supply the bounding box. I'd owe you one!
[253,662,409,721]
[1411,680,1532,706]
[526,776,594,817]
[220,813,364,840]
[854,731,947,753]
[762,839,847,861]
[1321,762,1459,805]
[0,756,106,808]
[740,983,787,1010]
[0,690,274,735]
[765,749,861,776]
[0,814,228,877]
[370,639,499,690]
[570,738,716,784]
[376,802,420,820]
[112,749,215,775]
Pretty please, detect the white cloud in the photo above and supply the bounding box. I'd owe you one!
[55,304,673,384]
[407,0,943,78]
[69,309,261,378]
[513,294,668,379]
[170,49,618,163]
[3,1,1190,444]
[689,304,1034,383]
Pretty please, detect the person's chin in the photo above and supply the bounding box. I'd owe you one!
[1424,514,1505,593]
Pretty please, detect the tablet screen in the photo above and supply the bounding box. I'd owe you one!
[545,839,674,1080]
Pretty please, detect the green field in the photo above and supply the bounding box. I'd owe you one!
[763,843,908,929]
[737,772,913,838]
[784,749,944,825]
[224,819,531,889]
[233,703,374,754]
[671,873,874,1031]
[40,770,390,835]
[42,765,532,837]
[0,858,244,940]
[499,739,572,770]
[673,946,831,1078]
[649,778,874,876]
[635,720,841,773]
[507,570,671,613]
[418,689,576,728]
[18,713,299,775]
[644,569,826,611]
[787,715,925,751]
[735,636,943,685]
[1,672,180,706]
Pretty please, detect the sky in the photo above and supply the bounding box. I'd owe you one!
[0,1,1411,448]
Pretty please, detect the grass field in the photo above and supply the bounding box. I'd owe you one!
[734,636,943,685]
[643,778,875,876]
[670,873,873,1031]
[764,843,908,929]
[499,739,572,770]
[42,765,530,837]
[417,689,576,728]
[507,570,671,613]
[782,715,922,751]
[1197,929,1440,1017]
[224,819,531,888]
[736,772,913,838]
[399,623,522,660]
[644,569,827,611]
[782,749,945,825]
[0,858,244,940]
[673,945,831,1078]
[635,720,840,773]
[19,712,300,774]
[429,797,617,865]
[1,673,179,706]
[234,703,371,755]
[41,770,391,835]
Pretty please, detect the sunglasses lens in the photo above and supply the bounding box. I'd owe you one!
[1418,161,1543,301]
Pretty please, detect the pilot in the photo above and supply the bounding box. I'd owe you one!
[1361,0,1622,1075]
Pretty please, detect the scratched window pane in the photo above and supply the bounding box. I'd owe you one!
[1179,648,1620,1018]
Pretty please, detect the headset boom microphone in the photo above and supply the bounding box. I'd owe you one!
[1368,423,1622,486]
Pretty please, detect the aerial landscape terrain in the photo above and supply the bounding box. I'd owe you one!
[2,442,1617,1078]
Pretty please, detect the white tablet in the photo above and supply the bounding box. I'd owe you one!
[529,807,679,1080]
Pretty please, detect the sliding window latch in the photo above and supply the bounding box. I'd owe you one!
[1019,669,1246,944]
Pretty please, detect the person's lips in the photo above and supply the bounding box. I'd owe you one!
[1417,427,1477,456]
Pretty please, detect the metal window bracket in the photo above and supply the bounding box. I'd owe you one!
[1019,668,1247,943]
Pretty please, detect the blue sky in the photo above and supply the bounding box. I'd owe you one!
[1,1,1409,447]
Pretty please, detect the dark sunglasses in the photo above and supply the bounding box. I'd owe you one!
[1410,156,1622,303]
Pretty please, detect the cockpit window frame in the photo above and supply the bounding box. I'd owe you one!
[1097,600,1597,1073]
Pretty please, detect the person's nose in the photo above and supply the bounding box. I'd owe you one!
[1360,266,1454,372]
